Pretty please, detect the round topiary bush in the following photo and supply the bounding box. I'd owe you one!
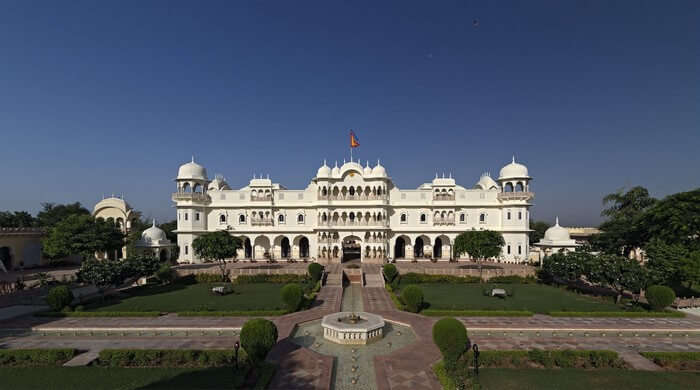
[646,285,676,311]
[308,263,323,283]
[432,317,468,366]
[281,283,303,312]
[401,284,424,313]
[383,264,398,283]
[46,285,74,312]
[240,318,278,366]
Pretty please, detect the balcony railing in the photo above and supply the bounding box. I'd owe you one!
[323,220,389,227]
[251,219,274,226]
[497,192,534,201]
[433,194,455,201]
[251,196,272,201]
[172,192,210,202]
[317,194,388,201]
[433,218,455,226]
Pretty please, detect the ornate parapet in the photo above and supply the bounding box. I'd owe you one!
[171,192,210,202]
[497,192,534,201]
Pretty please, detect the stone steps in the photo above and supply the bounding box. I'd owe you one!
[364,274,384,288]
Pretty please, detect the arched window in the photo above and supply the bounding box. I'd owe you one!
[322,213,328,222]
[278,214,285,223]
[195,212,200,221]
[504,183,514,192]
[349,187,355,196]
[420,213,426,223]
[239,214,246,224]
[479,213,486,223]
[297,214,304,224]
[184,212,188,221]
[219,214,226,224]
[518,211,522,220]
[400,213,407,223]
[515,182,524,192]
[507,212,511,220]
[518,245,522,255]
[507,245,511,254]
[460,213,465,222]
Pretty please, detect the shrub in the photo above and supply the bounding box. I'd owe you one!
[240,318,278,366]
[235,274,306,284]
[0,349,77,367]
[383,264,398,283]
[281,283,303,312]
[401,285,424,313]
[432,317,468,369]
[97,349,238,367]
[177,310,286,317]
[399,273,481,284]
[307,263,323,283]
[640,352,700,371]
[487,275,535,284]
[646,285,675,311]
[155,264,174,284]
[36,311,160,317]
[463,349,624,369]
[46,286,74,312]
[195,273,225,283]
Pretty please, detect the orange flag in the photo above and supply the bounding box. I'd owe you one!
[350,130,360,148]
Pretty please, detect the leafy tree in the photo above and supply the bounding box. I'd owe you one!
[645,239,700,290]
[42,215,124,262]
[0,211,35,227]
[593,186,656,256]
[46,286,74,311]
[528,221,550,244]
[454,230,505,281]
[541,252,591,284]
[639,188,700,251]
[155,264,175,285]
[124,218,150,255]
[240,318,278,367]
[36,202,90,228]
[76,259,124,291]
[586,254,647,304]
[120,256,162,280]
[192,231,241,282]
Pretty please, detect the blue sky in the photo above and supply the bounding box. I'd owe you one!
[0,1,698,226]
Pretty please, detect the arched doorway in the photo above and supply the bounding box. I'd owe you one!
[414,237,424,258]
[435,237,442,259]
[159,249,168,262]
[244,238,252,259]
[342,236,361,262]
[0,247,11,271]
[299,237,309,258]
[394,237,406,259]
[281,237,291,258]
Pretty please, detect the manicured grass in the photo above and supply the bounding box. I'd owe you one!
[87,282,287,313]
[549,310,685,318]
[404,283,623,313]
[476,368,700,390]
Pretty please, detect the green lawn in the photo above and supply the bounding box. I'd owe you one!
[406,283,622,313]
[0,367,247,390]
[88,282,286,313]
[477,368,700,390]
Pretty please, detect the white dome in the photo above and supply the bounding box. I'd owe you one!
[363,161,372,176]
[208,177,230,191]
[475,174,498,190]
[316,160,331,178]
[331,161,340,177]
[372,160,387,177]
[141,220,167,245]
[543,217,571,242]
[340,161,363,177]
[498,157,529,179]
[177,158,208,180]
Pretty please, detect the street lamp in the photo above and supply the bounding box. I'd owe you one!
[473,343,480,377]
[234,341,240,370]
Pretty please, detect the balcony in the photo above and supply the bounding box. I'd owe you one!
[171,192,210,202]
[433,218,455,226]
[323,220,390,228]
[251,219,274,226]
[317,194,388,201]
[497,192,534,201]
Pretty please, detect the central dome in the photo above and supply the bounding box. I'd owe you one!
[543,217,571,242]
[498,157,529,179]
[177,158,208,180]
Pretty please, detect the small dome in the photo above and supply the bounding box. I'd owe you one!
[331,161,340,177]
[178,158,208,180]
[543,217,571,242]
[363,160,372,176]
[372,160,387,177]
[340,161,363,177]
[475,173,498,190]
[498,156,529,179]
[141,220,167,244]
[208,176,230,191]
[316,160,331,178]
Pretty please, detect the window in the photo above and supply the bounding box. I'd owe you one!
[420,213,426,223]
[219,214,226,224]
[400,213,407,223]
[185,245,188,255]
[239,214,246,224]
[507,245,511,254]
[184,213,188,221]
[479,213,486,223]
[278,214,285,223]
[297,214,304,224]
[239,193,245,200]
[195,212,200,221]
[507,212,511,220]
[460,213,465,223]
[518,211,522,220]
[518,245,522,255]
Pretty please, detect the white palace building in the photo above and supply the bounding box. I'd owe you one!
[172,157,533,264]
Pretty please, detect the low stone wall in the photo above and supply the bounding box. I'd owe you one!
[396,264,536,281]
[673,297,700,308]
[174,264,307,279]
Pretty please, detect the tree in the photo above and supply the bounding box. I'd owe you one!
[528,221,550,244]
[586,254,647,304]
[645,285,676,311]
[42,215,124,262]
[307,263,323,283]
[454,230,505,281]
[124,218,150,255]
[432,317,469,374]
[36,202,90,228]
[46,286,74,311]
[401,285,424,313]
[639,188,700,251]
[645,239,700,290]
[240,318,278,367]
[593,186,656,256]
[0,211,35,227]
[192,231,241,282]
[76,259,124,291]
[158,220,178,244]
[541,252,591,284]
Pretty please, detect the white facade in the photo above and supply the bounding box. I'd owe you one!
[172,157,534,264]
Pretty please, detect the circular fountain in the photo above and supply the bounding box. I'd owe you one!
[321,312,385,345]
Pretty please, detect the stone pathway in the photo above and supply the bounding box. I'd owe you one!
[63,350,100,367]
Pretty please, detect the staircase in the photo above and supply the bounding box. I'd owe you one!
[324,264,343,287]
[362,264,385,288]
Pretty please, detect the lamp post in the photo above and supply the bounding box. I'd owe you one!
[234,341,240,370]
[473,343,480,377]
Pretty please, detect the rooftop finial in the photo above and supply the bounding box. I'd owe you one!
[555,216,559,226]
[334,160,338,168]
[377,158,381,165]
[323,159,327,166]
[512,155,515,163]
[266,174,269,180]
[192,155,195,163]
[152,218,156,227]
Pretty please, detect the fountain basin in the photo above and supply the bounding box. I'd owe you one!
[321,312,385,345]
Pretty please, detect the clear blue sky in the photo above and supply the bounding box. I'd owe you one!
[1,1,698,226]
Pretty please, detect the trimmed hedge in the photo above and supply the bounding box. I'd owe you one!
[486,275,536,284]
[548,310,685,318]
[194,273,225,283]
[383,264,398,283]
[0,349,78,367]
[640,352,700,371]
[281,283,303,312]
[97,349,241,367]
[240,318,278,366]
[432,317,469,366]
[469,349,626,369]
[308,263,323,283]
[646,285,676,311]
[177,310,286,317]
[235,274,307,284]
[399,273,482,284]
[46,286,74,312]
[423,309,534,317]
[401,285,424,313]
[36,311,161,317]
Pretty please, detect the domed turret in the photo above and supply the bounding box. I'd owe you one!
[208,175,231,191]
[141,219,167,245]
[363,160,372,176]
[498,156,529,180]
[177,157,208,180]
[543,217,571,242]
[331,161,340,177]
[372,160,387,178]
[316,160,331,178]
[475,172,498,190]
